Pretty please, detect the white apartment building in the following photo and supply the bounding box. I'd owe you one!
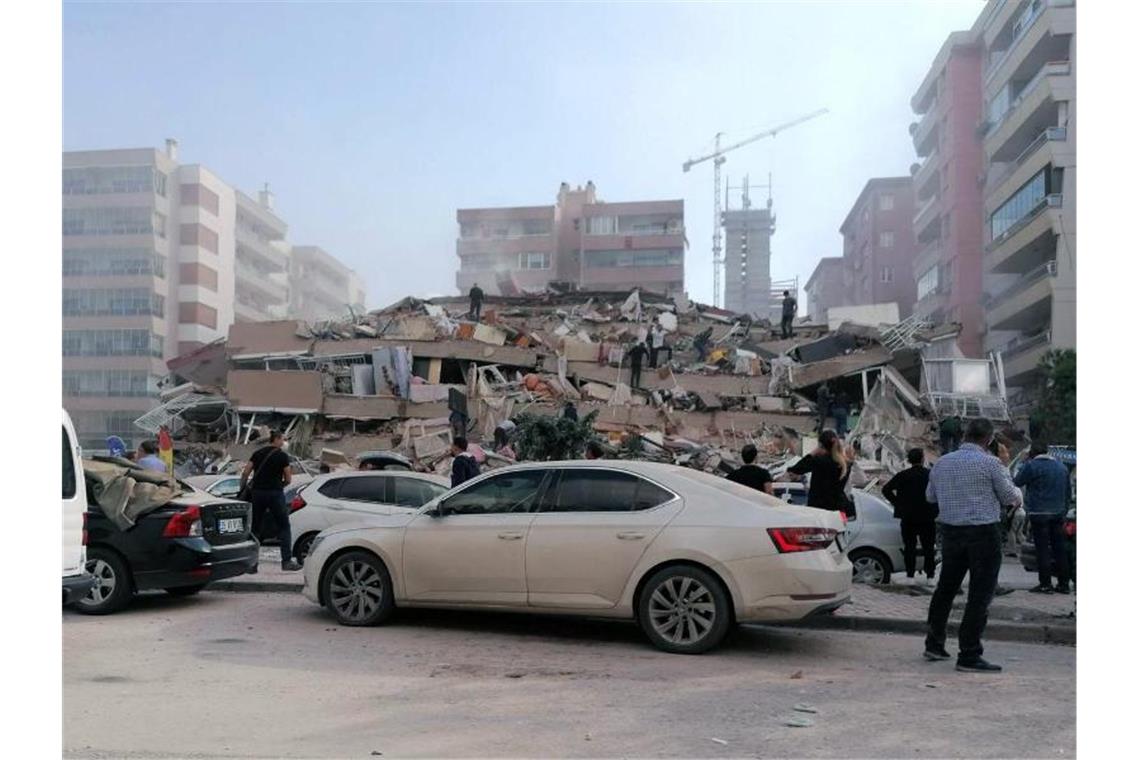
[289,245,367,322]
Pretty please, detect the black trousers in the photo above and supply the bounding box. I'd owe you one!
[1030,515,1071,587]
[470,301,482,321]
[780,315,793,339]
[252,488,292,563]
[925,522,1002,663]
[901,520,937,578]
[629,363,642,389]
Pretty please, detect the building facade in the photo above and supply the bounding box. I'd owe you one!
[722,200,775,317]
[804,257,845,323]
[456,182,684,296]
[290,245,368,322]
[234,187,290,323]
[838,177,919,318]
[909,31,987,357]
[978,0,1076,394]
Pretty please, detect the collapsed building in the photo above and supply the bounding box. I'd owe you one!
[136,287,1016,488]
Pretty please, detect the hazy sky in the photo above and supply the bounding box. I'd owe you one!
[63,0,983,309]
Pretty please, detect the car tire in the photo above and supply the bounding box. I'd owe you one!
[321,551,395,627]
[75,548,133,615]
[293,532,319,564]
[849,548,891,585]
[165,584,208,597]
[637,565,732,654]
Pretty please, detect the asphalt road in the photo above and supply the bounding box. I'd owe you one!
[64,591,1074,759]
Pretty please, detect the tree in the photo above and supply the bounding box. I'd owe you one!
[1028,349,1076,446]
[512,410,601,461]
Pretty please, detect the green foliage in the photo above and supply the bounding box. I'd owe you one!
[1028,349,1076,446]
[512,410,601,462]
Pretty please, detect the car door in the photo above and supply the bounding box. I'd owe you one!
[525,467,682,609]
[328,475,397,521]
[402,469,549,605]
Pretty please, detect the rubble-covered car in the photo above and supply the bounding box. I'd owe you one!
[300,461,850,654]
[770,481,932,584]
[73,459,258,615]
[289,471,449,562]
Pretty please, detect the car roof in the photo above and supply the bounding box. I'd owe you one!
[312,470,449,486]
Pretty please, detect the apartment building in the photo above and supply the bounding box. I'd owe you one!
[234,187,290,322]
[909,31,988,357]
[456,182,684,296]
[804,257,845,323]
[722,199,775,317]
[290,245,368,322]
[978,0,1076,393]
[838,177,919,318]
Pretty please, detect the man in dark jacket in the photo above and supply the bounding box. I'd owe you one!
[726,444,774,495]
[780,290,797,339]
[450,437,480,488]
[627,342,649,389]
[882,448,938,584]
[468,284,485,322]
[1014,442,1072,594]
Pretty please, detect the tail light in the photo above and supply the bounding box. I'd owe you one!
[768,527,839,553]
[1064,520,1075,537]
[289,494,306,512]
[82,512,89,546]
[162,505,203,538]
[838,512,848,525]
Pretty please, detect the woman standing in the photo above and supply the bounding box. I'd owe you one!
[786,430,851,513]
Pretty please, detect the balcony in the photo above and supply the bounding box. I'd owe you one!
[985,259,1056,332]
[236,232,288,272]
[985,126,1066,201]
[912,242,941,280]
[457,234,555,256]
[911,150,940,201]
[985,60,1073,163]
[986,194,1060,273]
[909,111,939,158]
[984,0,1075,92]
[236,261,288,303]
[913,195,941,243]
[998,330,1053,386]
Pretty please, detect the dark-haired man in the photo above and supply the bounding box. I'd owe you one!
[726,444,774,495]
[883,448,937,584]
[241,430,300,571]
[450,437,480,488]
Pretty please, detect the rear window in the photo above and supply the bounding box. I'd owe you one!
[62,426,76,499]
[317,478,342,499]
[541,470,676,513]
[336,476,392,503]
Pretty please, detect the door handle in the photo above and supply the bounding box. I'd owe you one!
[497,532,524,540]
[617,532,646,540]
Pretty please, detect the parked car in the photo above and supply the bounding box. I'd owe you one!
[62,411,95,604]
[1019,508,1077,584]
[184,472,313,544]
[74,460,259,614]
[301,461,850,654]
[770,481,928,584]
[356,450,414,471]
[289,471,449,561]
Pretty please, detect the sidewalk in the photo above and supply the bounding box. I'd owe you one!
[215,549,1076,645]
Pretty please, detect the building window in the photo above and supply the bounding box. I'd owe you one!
[63,329,163,358]
[879,194,894,211]
[517,252,551,270]
[879,231,894,249]
[586,216,618,235]
[917,266,939,300]
[585,249,683,269]
[990,166,1051,240]
[63,166,165,196]
[63,248,165,278]
[521,219,552,235]
[62,206,159,237]
[62,288,165,317]
[458,222,478,239]
[880,266,894,283]
[63,370,160,398]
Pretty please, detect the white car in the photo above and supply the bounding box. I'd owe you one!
[769,481,932,584]
[290,471,450,562]
[62,410,95,604]
[183,473,314,498]
[301,461,851,654]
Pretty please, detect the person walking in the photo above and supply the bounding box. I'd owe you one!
[449,437,480,487]
[786,430,850,513]
[726,443,774,495]
[923,418,1023,673]
[939,415,962,454]
[882,448,938,584]
[562,400,579,422]
[780,289,797,340]
[626,341,649,389]
[135,441,167,473]
[468,283,484,322]
[1014,442,1072,594]
[692,327,713,363]
[240,430,301,571]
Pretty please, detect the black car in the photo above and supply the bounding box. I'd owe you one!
[1019,508,1077,585]
[74,462,259,614]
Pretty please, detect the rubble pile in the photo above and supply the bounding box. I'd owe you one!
[143,287,1014,485]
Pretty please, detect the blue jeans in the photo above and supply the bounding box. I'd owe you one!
[252,488,292,563]
[926,522,1002,663]
[1030,514,1070,587]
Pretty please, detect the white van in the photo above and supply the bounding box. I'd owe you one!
[63,410,95,604]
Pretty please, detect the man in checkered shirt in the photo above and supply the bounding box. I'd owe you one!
[923,417,1023,673]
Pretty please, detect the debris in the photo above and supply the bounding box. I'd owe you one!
[789,670,804,680]
[710,738,729,746]
[792,703,818,714]
[783,716,815,728]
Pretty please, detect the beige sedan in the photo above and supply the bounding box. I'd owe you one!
[301,461,851,653]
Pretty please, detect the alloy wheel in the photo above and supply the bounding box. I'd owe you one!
[85,559,117,606]
[328,560,385,622]
[647,576,717,646]
[852,555,886,584]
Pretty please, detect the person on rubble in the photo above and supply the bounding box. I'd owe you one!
[649,323,667,369]
[786,430,851,514]
[816,383,833,434]
[492,426,517,461]
[562,400,579,422]
[726,444,774,495]
[882,448,938,585]
[780,290,797,340]
[832,389,851,438]
[240,430,302,572]
[692,327,713,363]
[627,341,650,389]
[468,283,485,322]
[449,437,480,487]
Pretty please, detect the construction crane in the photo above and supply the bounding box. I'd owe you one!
[683,108,828,307]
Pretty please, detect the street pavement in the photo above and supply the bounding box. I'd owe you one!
[63,591,1074,759]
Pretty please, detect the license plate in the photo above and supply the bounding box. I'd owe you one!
[218,517,244,534]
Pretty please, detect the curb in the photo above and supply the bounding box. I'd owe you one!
[771,614,1076,646]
